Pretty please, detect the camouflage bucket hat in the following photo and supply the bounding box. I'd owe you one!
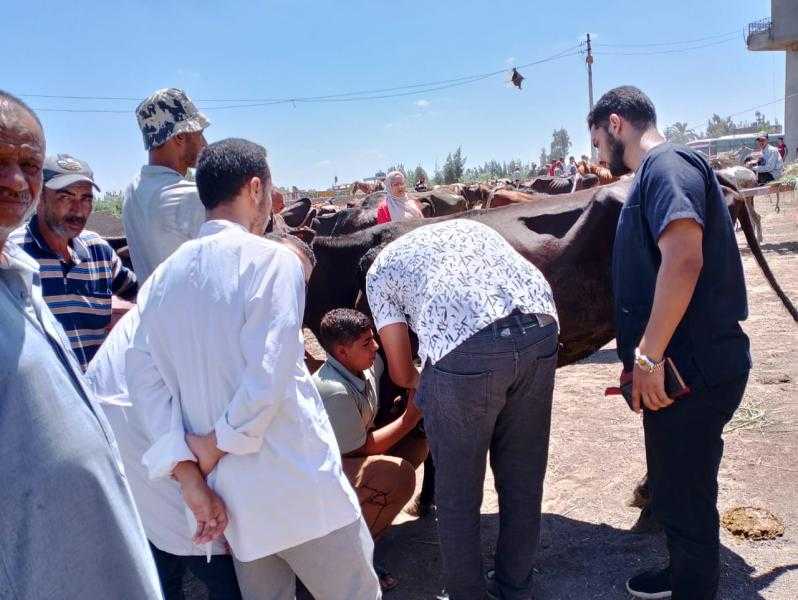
[136,88,210,150]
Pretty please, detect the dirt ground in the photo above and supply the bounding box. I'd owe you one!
[370,191,798,599]
[177,191,797,599]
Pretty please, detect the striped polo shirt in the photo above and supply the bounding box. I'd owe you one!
[10,215,138,370]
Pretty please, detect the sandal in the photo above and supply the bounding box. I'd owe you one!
[375,564,399,593]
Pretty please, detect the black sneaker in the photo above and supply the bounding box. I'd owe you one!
[626,567,672,599]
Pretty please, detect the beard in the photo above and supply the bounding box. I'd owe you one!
[607,133,632,177]
[44,210,86,239]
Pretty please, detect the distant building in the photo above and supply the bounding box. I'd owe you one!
[747,1,797,160]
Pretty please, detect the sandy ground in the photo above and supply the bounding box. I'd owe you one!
[175,192,797,599]
[375,191,798,599]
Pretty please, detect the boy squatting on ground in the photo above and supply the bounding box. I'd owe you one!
[312,308,429,592]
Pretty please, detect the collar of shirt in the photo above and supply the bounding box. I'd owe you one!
[199,219,249,238]
[324,354,368,393]
[27,215,89,265]
[0,240,40,294]
[140,164,187,179]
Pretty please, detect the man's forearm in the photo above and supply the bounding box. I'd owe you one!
[639,254,702,360]
[357,411,418,456]
[172,460,203,487]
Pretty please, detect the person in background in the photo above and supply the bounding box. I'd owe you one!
[129,138,379,600]
[376,170,424,224]
[313,308,428,593]
[567,156,578,176]
[554,159,564,177]
[588,85,751,599]
[123,88,209,282]
[0,89,162,600]
[752,133,784,185]
[11,153,137,370]
[775,136,786,161]
[87,307,242,600]
[366,218,559,600]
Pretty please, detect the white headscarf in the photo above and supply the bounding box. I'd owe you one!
[385,171,424,221]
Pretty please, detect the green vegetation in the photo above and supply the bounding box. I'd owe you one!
[93,191,124,217]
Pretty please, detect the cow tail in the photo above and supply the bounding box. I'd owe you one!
[736,197,798,322]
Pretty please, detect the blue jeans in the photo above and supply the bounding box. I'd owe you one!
[416,312,558,600]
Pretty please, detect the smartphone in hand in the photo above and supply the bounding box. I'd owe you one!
[605,357,691,411]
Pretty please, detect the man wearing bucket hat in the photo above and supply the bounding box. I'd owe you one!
[11,153,138,370]
[122,88,209,282]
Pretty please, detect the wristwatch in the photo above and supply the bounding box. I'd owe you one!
[634,347,664,373]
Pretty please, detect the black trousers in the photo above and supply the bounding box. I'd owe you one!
[150,543,242,600]
[643,372,748,600]
[756,171,775,185]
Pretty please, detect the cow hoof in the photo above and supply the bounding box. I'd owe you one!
[406,497,436,518]
[630,507,662,535]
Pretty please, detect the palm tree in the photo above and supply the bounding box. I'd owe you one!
[664,121,699,144]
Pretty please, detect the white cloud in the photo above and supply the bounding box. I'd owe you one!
[505,56,516,65]
[314,159,333,168]
[414,99,431,109]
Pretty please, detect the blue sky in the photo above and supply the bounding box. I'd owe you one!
[2,0,784,191]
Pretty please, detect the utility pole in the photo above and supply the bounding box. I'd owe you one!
[586,33,596,160]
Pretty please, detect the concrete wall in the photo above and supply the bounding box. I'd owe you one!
[773,0,798,43]
[786,50,798,162]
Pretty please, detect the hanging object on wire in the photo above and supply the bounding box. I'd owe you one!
[510,67,525,90]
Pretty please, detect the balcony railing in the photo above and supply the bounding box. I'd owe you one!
[747,17,773,43]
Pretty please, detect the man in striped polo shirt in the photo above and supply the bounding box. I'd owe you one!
[11,153,137,369]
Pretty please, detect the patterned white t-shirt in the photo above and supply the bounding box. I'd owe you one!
[366,219,558,365]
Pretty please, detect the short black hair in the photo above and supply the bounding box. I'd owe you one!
[264,232,316,269]
[195,138,270,210]
[318,309,373,352]
[0,89,43,130]
[587,85,657,131]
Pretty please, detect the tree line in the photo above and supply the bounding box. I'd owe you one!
[385,127,576,185]
[664,111,781,144]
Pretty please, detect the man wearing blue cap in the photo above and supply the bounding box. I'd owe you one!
[11,153,137,370]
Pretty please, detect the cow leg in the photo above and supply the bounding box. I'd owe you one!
[628,473,662,534]
[406,454,436,517]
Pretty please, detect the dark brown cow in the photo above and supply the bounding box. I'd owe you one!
[307,178,796,514]
[307,179,796,363]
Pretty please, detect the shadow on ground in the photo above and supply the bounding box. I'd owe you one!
[576,348,620,366]
[374,512,797,599]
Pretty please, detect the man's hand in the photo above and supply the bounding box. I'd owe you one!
[172,462,228,544]
[631,366,673,413]
[181,476,229,544]
[404,389,422,425]
[186,432,226,477]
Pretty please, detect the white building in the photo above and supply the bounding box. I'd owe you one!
[747,1,798,161]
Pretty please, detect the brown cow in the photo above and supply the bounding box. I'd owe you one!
[577,160,617,185]
[350,180,384,196]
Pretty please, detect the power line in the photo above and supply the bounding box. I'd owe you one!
[594,34,739,56]
[686,92,798,132]
[27,44,583,113]
[595,28,741,48]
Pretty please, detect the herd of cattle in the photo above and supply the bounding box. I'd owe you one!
[105,162,797,361]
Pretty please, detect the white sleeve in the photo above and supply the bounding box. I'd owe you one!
[366,260,407,331]
[127,320,195,480]
[213,250,306,455]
